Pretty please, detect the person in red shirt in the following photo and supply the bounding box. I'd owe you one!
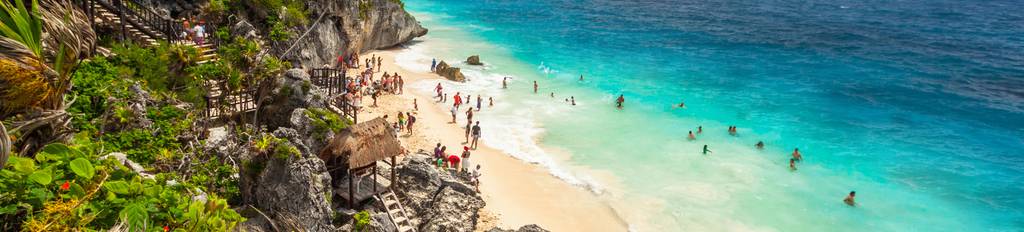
[454,92,463,110]
[448,154,461,174]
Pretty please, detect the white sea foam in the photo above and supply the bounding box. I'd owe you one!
[402,49,605,193]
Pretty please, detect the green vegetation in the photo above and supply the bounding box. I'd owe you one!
[358,1,373,21]
[268,19,291,41]
[0,0,43,56]
[0,143,243,231]
[389,0,405,9]
[304,108,350,140]
[353,210,371,231]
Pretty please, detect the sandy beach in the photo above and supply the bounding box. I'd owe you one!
[351,49,629,231]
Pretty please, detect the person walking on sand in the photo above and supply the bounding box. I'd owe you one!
[471,121,482,149]
[431,58,437,72]
[464,121,472,143]
[435,83,443,98]
[454,92,463,110]
[792,148,803,162]
[461,146,472,173]
[534,81,538,93]
[616,94,625,108]
[397,111,406,132]
[844,191,856,206]
[703,145,712,155]
[450,104,458,123]
[476,95,482,111]
[406,112,416,134]
[413,99,419,111]
[688,131,696,141]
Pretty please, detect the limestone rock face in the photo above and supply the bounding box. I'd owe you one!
[434,61,466,82]
[257,69,328,130]
[249,157,335,231]
[397,154,484,231]
[467,55,482,65]
[293,0,428,68]
[487,225,551,232]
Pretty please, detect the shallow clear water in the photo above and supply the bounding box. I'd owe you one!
[398,0,1024,231]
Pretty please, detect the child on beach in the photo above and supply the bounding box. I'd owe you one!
[471,165,482,193]
[397,111,406,132]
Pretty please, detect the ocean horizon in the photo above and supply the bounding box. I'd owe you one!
[398,0,1023,231]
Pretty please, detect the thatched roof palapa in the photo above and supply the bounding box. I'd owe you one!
[319,117,403,170]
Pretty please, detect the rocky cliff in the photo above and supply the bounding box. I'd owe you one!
[291,0,427,68]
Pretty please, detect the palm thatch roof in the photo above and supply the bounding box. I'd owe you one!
[318,117,403,170]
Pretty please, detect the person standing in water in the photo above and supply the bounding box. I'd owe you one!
[534,81,538,93]
[703,145,712,155]
[792,148,803,161]
[476,95,482,110]
[756,141,764,149]
[454,92,463,110]
[688,131,696,140]
[616,94,625,108]
[489,97,494,107]
[571,96,576,106]
[431,58,437,72]
[450,104,458,123]
[697,126,703,134]
[435,83,443,98]
[579,74,584,81]
[790,158,798,171]
[503,77,509,89]
[466,107,474,124]
[844,191,856,206]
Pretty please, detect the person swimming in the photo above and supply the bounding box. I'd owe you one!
[844,191,856,206]
[616,94,625,108]
[675,100,686,108]
[703,145,712,155]
[688,131,696,140]
[579,74,584,81]
[792,148,803,161]
[697,126,703,134]
[756,141,765,149]
[790,158,797,171]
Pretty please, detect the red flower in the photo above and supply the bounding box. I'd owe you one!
[163,226,169,232]
[60,181,70,191]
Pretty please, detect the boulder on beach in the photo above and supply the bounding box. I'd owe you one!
[467,55,482,65]
[434,61,466,82]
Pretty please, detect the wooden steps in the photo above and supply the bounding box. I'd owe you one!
[377,190,417,232]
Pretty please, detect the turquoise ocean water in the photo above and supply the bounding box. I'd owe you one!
[395,0,1024,231]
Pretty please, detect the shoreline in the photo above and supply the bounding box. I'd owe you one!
[356,48,630,231]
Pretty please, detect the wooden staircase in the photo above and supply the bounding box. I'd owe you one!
[377,190,417,232]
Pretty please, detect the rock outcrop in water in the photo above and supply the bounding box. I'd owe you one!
[467,55,482,65]
[434,61,466,82]
[291,0,428,68]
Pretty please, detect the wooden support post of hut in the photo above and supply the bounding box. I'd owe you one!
[318,117,404,208]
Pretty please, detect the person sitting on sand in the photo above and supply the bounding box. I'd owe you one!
[756,141,765,149]
[434,143,442,159]
[616,94,625,108]
[703,145,712,155]
[688,131,696,140]
[790,158,798,171]
[471,121,482,149]
[844,191,856,206]
[793,148,803,162]
[437,146,448,168]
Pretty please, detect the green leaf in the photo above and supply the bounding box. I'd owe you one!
[40,143,71,156]
[69,158,95,179]
[120,203,149,231]
[28,169,51,185]
[103,180,131,195]
[9,156,36,173]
